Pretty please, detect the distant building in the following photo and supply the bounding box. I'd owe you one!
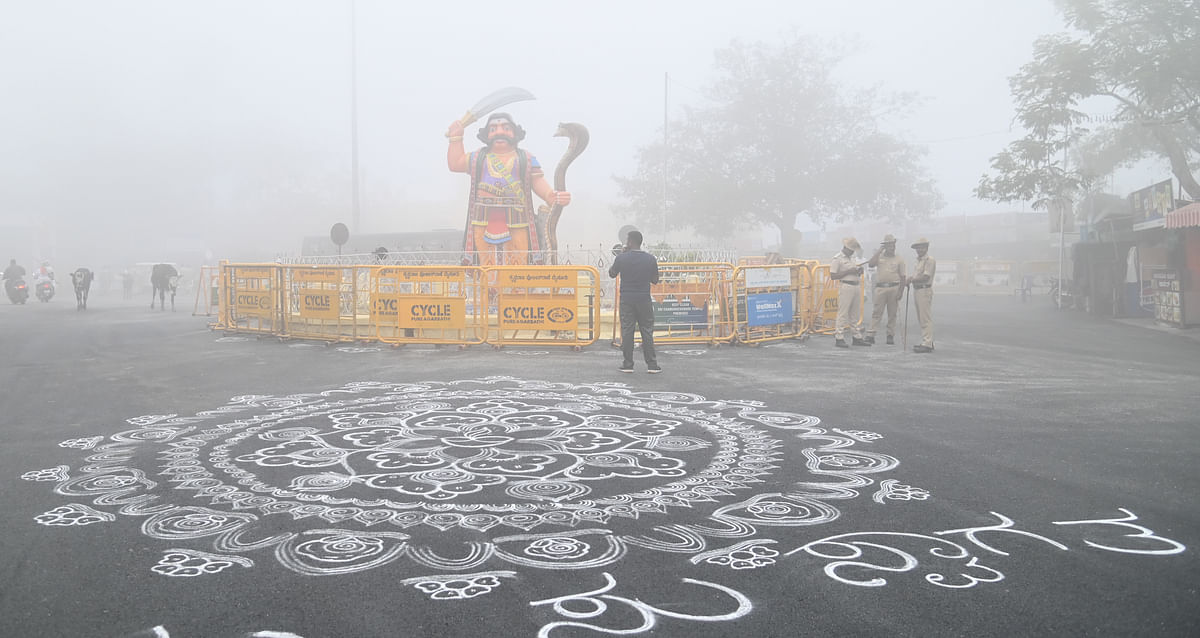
[1071,179,1198,324]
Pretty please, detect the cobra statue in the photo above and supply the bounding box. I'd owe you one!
[536,122,589,265]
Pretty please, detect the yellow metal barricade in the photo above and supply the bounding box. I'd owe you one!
[790,259,820,334]
[806,263,867,335]
[807,264,839,334]
[611,262,736,347]
[192,265,221,316]
[280,265,362,342]
[731,263,807,344]
[213,262,283,335]
[487,265,601,348]
[369,265,486,346]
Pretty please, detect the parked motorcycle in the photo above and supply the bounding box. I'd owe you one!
[5,277,29,304]
[35,279,54,302]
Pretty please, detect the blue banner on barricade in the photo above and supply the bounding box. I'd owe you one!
[731,264,805,344]
[747,291,793,327]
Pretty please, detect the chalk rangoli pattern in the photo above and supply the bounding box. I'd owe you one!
[872,479,931,504]
[530,571,752,637]
[786,508,1186,588]
[152,549,253,577]
[22,465,69,482]
[24,377,908,580]
[35,503,114,526]
[401,570,517,600]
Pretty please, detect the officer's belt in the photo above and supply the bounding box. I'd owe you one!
[840,280,860,286]
[912,283,932,289]
[875,282,900,288]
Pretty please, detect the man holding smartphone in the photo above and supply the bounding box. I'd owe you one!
[831,237,868,348]
[608,230,662,373]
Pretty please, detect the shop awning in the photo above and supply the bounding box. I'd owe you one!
[1165,202,1200,229]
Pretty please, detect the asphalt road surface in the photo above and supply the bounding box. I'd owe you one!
[2,289,1197,638]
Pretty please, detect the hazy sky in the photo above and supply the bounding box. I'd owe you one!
[0,0,1159,261]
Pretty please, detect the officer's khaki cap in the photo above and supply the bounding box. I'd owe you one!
[842,237,862,252]
[911,237,930,248]
[881,234,897,244]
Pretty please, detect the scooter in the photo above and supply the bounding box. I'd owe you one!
[35,279,54,302]
[6,277,29,304]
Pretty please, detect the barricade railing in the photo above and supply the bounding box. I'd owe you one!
[790,259,821,335]
[213,262,284,335]
[611,262,736,347]
[211,258,877,346]
[803,263,865,335]
[369,265,486,346]
[807,264,839,335]
[280,265,364,342]
[192,265,221,316]
[486,265,601,349]
[731,263,808,344]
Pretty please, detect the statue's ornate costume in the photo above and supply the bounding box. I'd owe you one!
[463,148,543,263]
[447,109,572,266]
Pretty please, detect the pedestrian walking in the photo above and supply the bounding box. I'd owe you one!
[608,230,662,373]
[831,237,868,348]
[908,237,937,353]
[121,270,134,300]
[865,234,907,345]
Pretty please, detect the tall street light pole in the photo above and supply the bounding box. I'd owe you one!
[1057,122,1070,310]
[350,0,361,232]
[662,72,668,241]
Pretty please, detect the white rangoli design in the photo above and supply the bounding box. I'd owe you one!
[26,377,912,586]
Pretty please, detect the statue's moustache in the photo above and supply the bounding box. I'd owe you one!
[488,134,515,146]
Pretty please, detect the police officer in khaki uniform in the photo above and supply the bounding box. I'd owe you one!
[830,237,868,348]
[908,237,936,353]
[865,234,906,345]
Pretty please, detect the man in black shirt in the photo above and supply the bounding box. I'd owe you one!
[608,231,662,373]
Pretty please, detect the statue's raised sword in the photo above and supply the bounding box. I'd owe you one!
[446,87,536,135]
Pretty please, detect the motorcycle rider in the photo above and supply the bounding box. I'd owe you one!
[4,258,25,286]
[3,259,24,281]
[4,258,28,302]
[34,261,54,282]
[32,261,55,301]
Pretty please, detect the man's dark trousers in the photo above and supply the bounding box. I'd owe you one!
[620,298,657,367]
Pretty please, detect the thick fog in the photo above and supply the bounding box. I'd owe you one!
[2,0,1080,267]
